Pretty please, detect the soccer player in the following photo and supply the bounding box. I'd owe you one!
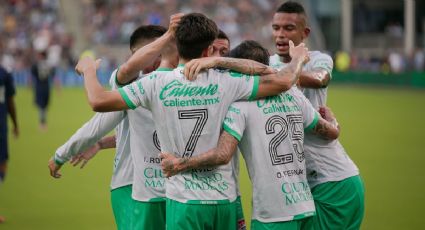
[75,13,309,230]
[159,40,341,230]
[269,2,364,229]
[31,51,55,131]
[0,64,19,223]
[48,23,173,230]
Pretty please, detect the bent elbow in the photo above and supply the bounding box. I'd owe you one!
[89,99,106,112]
[328,129,340,140]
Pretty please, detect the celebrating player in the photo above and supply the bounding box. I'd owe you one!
[269,2,364,229]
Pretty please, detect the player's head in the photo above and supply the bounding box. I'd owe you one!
[272,1,310,57]
[211,30,230,57]
[129,25,167,53]
[176,13,218,60]
[228,40,270,65]
[129,25,167,73]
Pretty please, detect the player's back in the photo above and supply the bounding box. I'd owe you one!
[119,64,258,203]
[224,87,317,222]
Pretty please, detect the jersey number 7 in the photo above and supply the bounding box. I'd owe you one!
[178,109,208,158]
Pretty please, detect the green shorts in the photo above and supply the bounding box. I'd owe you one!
[110,185,135,230]
[301,175,365,230]
[236,196,246,230]
[133,200,166,230]
[166,198,237,230]
[251,218,310,230]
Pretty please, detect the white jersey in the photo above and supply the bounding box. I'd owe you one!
[55,69,133,190]
[118,64,259,204]
[270,52,359,188]
[121,68,170,202]
[223,87,318,222]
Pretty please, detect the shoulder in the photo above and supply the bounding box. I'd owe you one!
[309,51,333,64]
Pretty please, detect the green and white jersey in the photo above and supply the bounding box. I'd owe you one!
[270,52,359,188]
[55,69,133,190]
[223,87,318,222]
[121,68,170,202]
[118,64,259,204]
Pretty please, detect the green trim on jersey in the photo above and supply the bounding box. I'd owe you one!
[114,67,127,88]
[305,112,319,132]
[148,197,166,202]
[156,67,173,71]
[118,88,137,109]
[178,63,184,67]
[223,123,241,142]
[249,75,260,100]
[185,199,232,205]
[53,155,65,165]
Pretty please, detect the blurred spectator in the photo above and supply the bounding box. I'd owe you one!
[388,51,404,73]
[413,48,425,72]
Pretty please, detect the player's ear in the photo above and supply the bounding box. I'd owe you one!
[203,45,214,57]
[303,27,311,39]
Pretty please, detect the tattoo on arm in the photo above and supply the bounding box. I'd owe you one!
[181,131,239,171]
[313,118,340,140]
[217,58,271,76]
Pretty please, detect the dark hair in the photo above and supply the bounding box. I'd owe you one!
[129,25,167,50]
[176,13,218,60]
[228,40,270,65]
[218,30,230,42]
[276,1,306,15]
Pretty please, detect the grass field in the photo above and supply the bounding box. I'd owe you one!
[0,85,425,230]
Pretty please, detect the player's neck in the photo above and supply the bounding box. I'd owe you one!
[279,55,292,63]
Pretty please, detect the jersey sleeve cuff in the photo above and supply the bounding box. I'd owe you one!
[248,75,260,100]
[304,112,319,132]
[118,88,137,109]
[223,123,241,142]
[54,155,66,165]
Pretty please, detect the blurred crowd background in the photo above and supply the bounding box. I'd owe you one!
[0,0,424,87]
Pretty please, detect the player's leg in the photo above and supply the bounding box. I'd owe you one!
[110,185,134,230]
[301,175,365,230]
[132,200,166,230]
[0,134,8,223]
[236,196,246,230]
[251,219,306,230]
[0,133,8,183]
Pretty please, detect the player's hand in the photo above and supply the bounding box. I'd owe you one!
[167,13,184,38]
[184,57,219,81]
[318,106,336,122]
[75,57,101,76]
[160,152,185,178]
[48,157,62,179]
[70,143,101,169]
[289,40,309,64]
[12,126,19,138]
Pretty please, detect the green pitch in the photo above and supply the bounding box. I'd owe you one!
[0,86,424,229]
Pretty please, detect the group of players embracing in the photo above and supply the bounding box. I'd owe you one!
[49,2,364,230]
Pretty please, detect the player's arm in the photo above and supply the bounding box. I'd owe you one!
[184,57,276,80]
[310,106,340,140]
[298,69,330,88]
[255,41,308,98]
[160,131,238,178]
[75,57,129,112]
[117,13,183,85]
[70,135,116,169]
[49,111,125,178]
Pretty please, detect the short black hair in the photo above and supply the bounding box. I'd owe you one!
[129,25,167,50]
[218,30,230,42]
[276,1,306,15]
[228,40,270,65]
[176,13,218,60]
